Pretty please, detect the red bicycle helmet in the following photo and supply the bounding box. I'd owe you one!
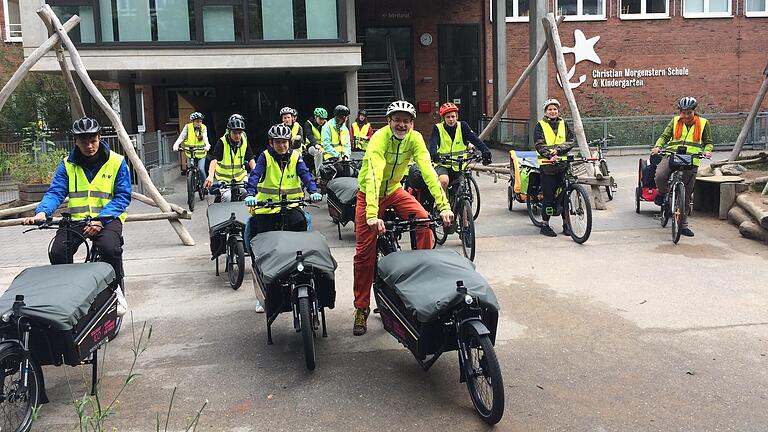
[439,102,459,118]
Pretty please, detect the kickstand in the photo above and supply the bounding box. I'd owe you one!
[90,350,98,396]
[321,308,328,337]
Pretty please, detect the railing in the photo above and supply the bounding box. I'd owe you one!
[478,112,768,150]
[385,32,404,101]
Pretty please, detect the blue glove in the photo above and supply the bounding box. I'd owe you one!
[309,193,322,202]
[245,196,257,206]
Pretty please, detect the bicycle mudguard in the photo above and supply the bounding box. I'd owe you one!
[459,318,491,339]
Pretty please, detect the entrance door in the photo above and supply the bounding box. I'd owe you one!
[438,24,481,130]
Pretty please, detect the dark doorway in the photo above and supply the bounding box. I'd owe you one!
[364,26,414,100]
[438,24,482,130]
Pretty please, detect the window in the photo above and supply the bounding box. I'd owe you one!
[556,0,606,20]
[50,4,97,44]
[746,0,768,15]
[683,0,732,17]
[505,0,530,22]
[136,91,146,133]
[3,0,22,42]
[620,0,670,19]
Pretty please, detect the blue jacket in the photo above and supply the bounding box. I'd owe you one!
[429,121,490,155]
[246,148,318,196]
[35,142,132,223]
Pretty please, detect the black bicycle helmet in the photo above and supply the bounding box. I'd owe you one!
[189,112,204,121]
[268,123,292,140]
[358,109,367,116]
[227,116,246,131]
[71,117,101,135]
[333,105,350,118]
[676,96,698,110]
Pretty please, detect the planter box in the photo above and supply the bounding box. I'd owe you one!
[18,183,50,204]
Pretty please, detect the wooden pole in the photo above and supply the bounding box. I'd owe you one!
[736,194,768,229]
[131,191,188,215]
[39,5,195,246]
[0,212,189,228]
[0,16,80,113]
[37,9,85,120]
[542,13,606,210]
[728,61,768,161]
[0,202,40,219]
[479,15,565,142]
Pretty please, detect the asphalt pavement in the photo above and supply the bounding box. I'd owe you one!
[0,150,766,431]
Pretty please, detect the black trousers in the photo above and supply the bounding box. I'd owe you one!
[49,220,125,289]
[540,170,566,222]
[249,208,308,238]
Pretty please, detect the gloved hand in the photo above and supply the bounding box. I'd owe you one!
[173,143,180,152]
[309,193,322,202]
[245,196,257,207]
[430,152,440,163]
[204,143,210,152]
[482,151,492,166]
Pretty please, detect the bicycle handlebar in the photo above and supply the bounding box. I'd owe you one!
[660,148,708,159]
[208,181,246,193]
[437,152,482,166]
[539,155,599,165]
[248,198,309,209]
[383,215,441,232]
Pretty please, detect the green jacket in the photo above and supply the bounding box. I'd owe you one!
[358,126,449,220]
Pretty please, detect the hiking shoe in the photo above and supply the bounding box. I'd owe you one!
[562,224,572,236]
[353,307,370,336]
[654,193,666,206]
[255,300,265,313]
[540,225,557,237]
[681,227,694,237]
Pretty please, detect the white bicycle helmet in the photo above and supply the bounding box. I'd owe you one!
[268,123,292,140]
[71,117,101,135]
[279,106,295,116]
[386,100,416,119]
[676,96,698,110]
[543,98,560,111]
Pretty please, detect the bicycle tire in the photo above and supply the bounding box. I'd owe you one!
[526,195,545,228]
[433,208,448,245]
[299,297,316,371]
[566,183,592,244]
[0,343,41,432]
[635,187,641,214]
[462,323,505,425]
[469,174,481,220]
[599,160,613,201]
[186,173,195,212]
[507,184,514,212]
[196,169,206,201]
[458,199,476,261]
[672,182,685,244]
[660,190,671,228]
[227,237,245,290]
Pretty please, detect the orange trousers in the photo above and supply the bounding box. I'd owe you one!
[353,188,431,309]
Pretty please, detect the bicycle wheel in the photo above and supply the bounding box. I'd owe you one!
[506,184,514,211]
[565,184,592,244]
[432,208,448,246]
[0,344,41,432]
[526,194,545,228]
[186,173,195,212]
[461,323,504,425]
[671,182,686,244]
[599,160,613,201]
[227,237,245,290]
[468,175,481,220]
[458,199,476,261]
[196,170,206,201]
[298,297,316,371]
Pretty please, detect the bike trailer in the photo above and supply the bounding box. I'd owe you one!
[637,154,663,202]
[375,250,499,358]
[326,177,358,226]
[0,263,118,367]
[207,202,251,257]
[250,231,337,317]
[509,150,539,199]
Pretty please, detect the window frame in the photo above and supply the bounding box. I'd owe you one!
[555,0,607,22]
[3,0,22,42]
[745,0,768,16]
[619,0,671,20]
[682,0,733,18]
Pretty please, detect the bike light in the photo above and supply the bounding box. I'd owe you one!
[464,295,474,305]
[297,262,305,272]
[1,311,12,322]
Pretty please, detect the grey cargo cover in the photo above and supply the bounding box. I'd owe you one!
[207,202,251,235]
[0,263,115,330]
[377,250,499,322]
[251,231,337,284]
[327,177,359,204]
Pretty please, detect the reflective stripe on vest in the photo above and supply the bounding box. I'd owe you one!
[65,151,127,222]
[254,150,304,214]
[436,122,466,170]
[184,123,207,158]
[323,124,350,160]
[665,115,708,166]
[537,119,567,165]
[352,122,371,150]
[215,136,247,182]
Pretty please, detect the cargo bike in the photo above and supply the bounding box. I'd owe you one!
[249,198,337,371]
[0,216,121,432]
[323,153,363,239]
[373,214,505,424]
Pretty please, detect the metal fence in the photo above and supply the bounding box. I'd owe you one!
[0,130,179,205]
[480,112,768,150]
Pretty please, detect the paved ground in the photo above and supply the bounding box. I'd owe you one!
[1,150,766,431]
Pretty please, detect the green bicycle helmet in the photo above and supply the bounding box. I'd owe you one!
[313,107,328,119]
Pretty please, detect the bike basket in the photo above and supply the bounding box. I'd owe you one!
[670,153,694,169]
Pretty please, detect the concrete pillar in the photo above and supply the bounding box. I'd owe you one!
[528,0,548,148]
[345,0,356,43]
[492,0,507,140]
[119,82,138,134]
[345,70,359,122]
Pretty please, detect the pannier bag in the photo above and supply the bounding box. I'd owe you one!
[207,202,251,256]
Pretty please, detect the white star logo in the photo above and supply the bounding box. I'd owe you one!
[558,30,601,89]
